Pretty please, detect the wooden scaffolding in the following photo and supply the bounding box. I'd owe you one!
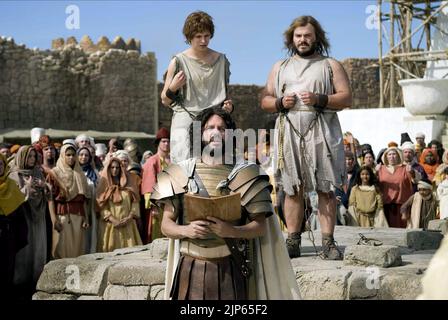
[377,0,448,108]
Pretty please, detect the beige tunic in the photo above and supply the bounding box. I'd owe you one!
[347,185,389,228]
[273,56,345,195]
[97,190,142,252]
[170,53,230,163]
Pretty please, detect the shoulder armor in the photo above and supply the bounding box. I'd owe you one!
[150,164,189,201]
[228,165,273,215]
[228,164,269,191]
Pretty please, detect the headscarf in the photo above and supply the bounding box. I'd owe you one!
[9,145,46,186]
[420,148,440,180]
[77,147,98,186]
[114,150,130,162]
[381,147,403,166]
[51,144,89,201]
[96,157,138,209]
[140,150,153,165]
[9,145,36,176]
[0,154,26,216]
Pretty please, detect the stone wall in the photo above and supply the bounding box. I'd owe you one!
[0,36,157,133]
[341,58,382,109]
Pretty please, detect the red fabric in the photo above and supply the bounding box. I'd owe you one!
[156,127,170,141]
[378,165,414,205]
[419,148,440,181]
[56,194,86,216]
[384,203,407,228]
[141,154,162,195]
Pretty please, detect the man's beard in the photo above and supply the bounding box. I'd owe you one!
[202,139,225,158]
[296,41,317,57]
[46,157,55,166]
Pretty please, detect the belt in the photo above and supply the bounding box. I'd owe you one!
[180,241,231,260]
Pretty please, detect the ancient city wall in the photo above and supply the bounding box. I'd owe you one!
[0,36,157,133]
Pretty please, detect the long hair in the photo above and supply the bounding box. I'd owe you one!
[355,165,377,187]
[284,15,330,57]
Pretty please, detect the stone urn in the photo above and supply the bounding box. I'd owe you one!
[398,78,448,115]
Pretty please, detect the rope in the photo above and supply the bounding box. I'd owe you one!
[277,105,324,258]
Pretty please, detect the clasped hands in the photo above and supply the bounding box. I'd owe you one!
[184,217,234,239]
[281,91,317,109]
[108,215,136,228]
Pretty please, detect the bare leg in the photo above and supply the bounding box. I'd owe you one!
[317,191,336,235]
[284,188,304,233]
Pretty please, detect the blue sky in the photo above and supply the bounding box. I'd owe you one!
[1,0,382,85]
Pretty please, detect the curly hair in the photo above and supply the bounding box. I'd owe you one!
[183,11,215,44]
[284,15,330,57]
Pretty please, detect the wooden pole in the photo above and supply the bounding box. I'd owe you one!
[386,1,448,55]
[390,2,396,106]
[425,0,432,51]
[378,0,384,108]
[405,2,412,79]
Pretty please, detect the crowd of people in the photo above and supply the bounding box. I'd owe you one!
[336,132,448,231]
[2,9,448,301]
[0,127,171,299]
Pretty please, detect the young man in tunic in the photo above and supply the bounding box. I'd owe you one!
[161,11,234,163]
[260,15,352,259]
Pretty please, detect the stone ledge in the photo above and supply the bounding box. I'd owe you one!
[108,260,166,286]
[36,259,117,295]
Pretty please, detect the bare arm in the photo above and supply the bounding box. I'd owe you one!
[161,202,211,239]
[207,215,267,239]
[326,58,352,109]
[160,58,186,107]
[261,61,289,113]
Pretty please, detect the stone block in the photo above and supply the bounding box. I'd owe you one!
[149,285,165,300]
[344,245,402,268]
[347,271,379,299]
[296,270,351,300]
[103,285,150,300]
[32,292,77,300]
[150,238,169,260]
[406,230,444,250]
[36,258,117,295]
[108,260,166,286]
[377,272,423,300]
[427,219,448,235]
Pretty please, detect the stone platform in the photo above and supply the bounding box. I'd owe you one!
[33,226,443,300]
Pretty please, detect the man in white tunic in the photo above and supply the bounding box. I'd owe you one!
[261,15,352,259]
[161,11,234,163]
